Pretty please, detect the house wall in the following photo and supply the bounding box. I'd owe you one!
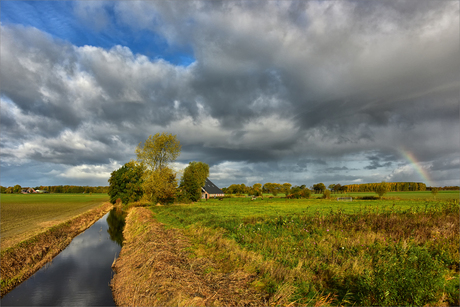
[201,192,224,199]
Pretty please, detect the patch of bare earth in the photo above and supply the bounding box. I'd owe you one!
[0,202,113,297]
[111,207,267,306]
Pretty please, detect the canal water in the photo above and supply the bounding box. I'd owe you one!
[1,208,125,306]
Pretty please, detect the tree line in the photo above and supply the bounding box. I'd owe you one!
[0,185,109,194]
[222,182,312,199]
[342,182,427,192]
[108,133,209,205]
[221,181,457,198]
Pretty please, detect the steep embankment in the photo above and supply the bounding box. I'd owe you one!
[0,202,113,297]
[111,207,266,306]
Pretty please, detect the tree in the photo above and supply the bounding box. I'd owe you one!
[136,133,181,171]
[252,183,263,196]
[143,167,178,204]
[136,133,181,204]
[291,186,311,199]
[180,161,209,201]
[108,161,144,205]
[0,186,6,193]
[334,184,342,194]
[301,188,311,198]
[13,184,22,193]
[313,183,326,194]
[375,181,389,199]
[282,183,292,195]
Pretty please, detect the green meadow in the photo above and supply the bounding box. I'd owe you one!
[150,192,459,306]
[1,193,109,249]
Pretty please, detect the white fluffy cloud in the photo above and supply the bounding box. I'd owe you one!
[59,160,121,180]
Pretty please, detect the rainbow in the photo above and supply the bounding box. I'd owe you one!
[399,149,433,186]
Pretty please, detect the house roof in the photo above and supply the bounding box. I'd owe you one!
[202,178,224,194]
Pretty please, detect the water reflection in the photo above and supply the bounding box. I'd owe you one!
[107,208,126,247]
[1,209,125,306]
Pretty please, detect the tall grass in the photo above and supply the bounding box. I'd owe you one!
[151,199,459,306]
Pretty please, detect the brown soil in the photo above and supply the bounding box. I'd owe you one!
[0,202,113,297]
[111,207,267,306]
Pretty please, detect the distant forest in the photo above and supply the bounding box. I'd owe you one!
[222,182,459,195]
[344,182,459,192]
[1,182,458,195]
[1,185,109,194]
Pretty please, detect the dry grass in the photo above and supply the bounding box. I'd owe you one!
[112,207,346,306]
[111,207,266,306]
[0,202,113,297]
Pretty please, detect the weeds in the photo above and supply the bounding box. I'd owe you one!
[151,199,459,306]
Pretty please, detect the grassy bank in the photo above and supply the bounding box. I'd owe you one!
[0,202,113,297]
[150,197,459,306]
[111,207,266,306]
[1,193,109,249]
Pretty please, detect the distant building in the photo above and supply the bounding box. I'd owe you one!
[201,178,224,199]
[21,188,36,194]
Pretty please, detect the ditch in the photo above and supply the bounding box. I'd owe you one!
[1,208,125,306]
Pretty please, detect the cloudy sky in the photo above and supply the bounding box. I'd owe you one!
[1,0,459,189]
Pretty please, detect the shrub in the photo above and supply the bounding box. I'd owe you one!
[357,196,380,200]
[375,181,389,198]
[322,190,331,199]
[356,246,447,306]
[300,188,311,199]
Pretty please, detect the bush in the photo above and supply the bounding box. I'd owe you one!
[356,246,447,306]
[301,189,311,199]
[175,190,193,204]
[357,196,380,200]
[290,189,311,199]
[322,190,331,199]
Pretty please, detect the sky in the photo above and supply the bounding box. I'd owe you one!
[1,0,459,189]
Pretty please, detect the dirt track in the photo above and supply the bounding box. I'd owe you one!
[111,207,266,306]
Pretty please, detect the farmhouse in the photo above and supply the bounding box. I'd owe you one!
[21,188,35,194]
[201,178,224,199]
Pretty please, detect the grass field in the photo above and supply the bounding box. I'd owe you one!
[0,193,109,249]
[149,192,459,306]
[262,190,458,200]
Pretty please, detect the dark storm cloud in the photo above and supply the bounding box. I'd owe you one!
[1,0,458,187]
[364,160,392,170]
[429,158,460,172]
[180,145,277,166]
[326,166,357,171]
[363,152,397,170]
[296,158,328,169]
